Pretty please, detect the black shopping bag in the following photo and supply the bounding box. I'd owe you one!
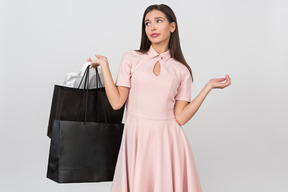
[47,67,125,138]
[47,119,124,183]
[46,66,125,183]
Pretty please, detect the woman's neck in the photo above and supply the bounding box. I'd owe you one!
[151,43,169,54]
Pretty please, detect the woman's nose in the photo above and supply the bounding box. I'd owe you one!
[151,23,156,31]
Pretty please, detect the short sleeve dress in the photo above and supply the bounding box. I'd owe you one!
[110,45,202,192]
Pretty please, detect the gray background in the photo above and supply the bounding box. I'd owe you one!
[1,0,287,191]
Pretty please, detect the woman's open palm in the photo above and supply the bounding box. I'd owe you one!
[208,74,231,89]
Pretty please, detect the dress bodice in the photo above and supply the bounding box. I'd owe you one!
[115,46,192,120]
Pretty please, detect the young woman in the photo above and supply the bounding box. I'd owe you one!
[88,4,231,192]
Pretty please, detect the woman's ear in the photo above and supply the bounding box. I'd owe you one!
[170,22,176,33]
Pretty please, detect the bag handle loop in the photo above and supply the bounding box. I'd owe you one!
[78,66,108,127]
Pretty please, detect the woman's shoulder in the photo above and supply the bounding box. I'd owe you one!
[122,49,147,59]
[120,50,145,70]
[170,57,190,74]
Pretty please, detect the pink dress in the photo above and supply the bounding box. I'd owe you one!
[110,45,202,192]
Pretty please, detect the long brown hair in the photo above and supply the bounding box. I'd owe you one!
[137,4,193,82]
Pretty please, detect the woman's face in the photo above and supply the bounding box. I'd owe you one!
[144,10,175,48]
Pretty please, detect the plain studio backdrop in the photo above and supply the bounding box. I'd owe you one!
[0,0,287,191]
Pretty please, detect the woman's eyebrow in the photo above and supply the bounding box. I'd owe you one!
[155,17,165,20]
[145,17,165,22]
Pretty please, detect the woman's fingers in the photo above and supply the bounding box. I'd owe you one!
[86,54,108,68]
[228,75,231,84]
[90,62,100,69]
[216,77,226,82]
[220,75,231,88]
[86,57,92,62]
[216,75,231,84]
[95,54,102,59]
[210,74,231,89]
[95,54,108,61]
[225,75,231,86]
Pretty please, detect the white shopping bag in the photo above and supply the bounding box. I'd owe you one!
[63,62,104,88]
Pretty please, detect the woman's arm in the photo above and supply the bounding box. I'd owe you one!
[174,75,231,125]
[88,55,129,110]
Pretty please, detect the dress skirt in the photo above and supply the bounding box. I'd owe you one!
[110,113,202,192]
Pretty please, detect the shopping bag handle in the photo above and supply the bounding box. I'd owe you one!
[95,67,104,88]
[77,65,104,89]
[79,65,108,126]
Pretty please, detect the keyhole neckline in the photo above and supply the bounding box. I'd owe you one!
[153,61,161,77]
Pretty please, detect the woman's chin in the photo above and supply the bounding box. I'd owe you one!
[149,40,163,45]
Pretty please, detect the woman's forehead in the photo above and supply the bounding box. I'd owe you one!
[145,10,166,21]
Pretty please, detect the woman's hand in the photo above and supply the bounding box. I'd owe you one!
[207,74,231,90]
[86,54,109,69]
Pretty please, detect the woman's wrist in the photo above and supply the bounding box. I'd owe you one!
[204,82,213,92]
[100,62,109,70]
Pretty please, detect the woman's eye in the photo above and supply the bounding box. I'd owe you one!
[157,19,162,23]
[145,22,150,26]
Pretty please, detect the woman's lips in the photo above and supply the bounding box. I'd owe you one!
[151,33,160,38]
